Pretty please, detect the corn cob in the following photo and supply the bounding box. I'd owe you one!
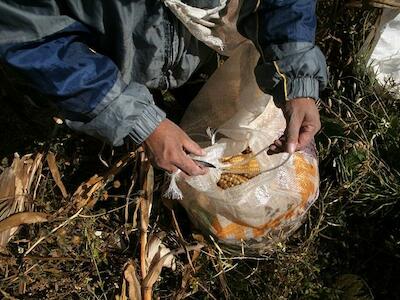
[217,173,249,189]
[217,148,261,189]
[220,147,260,175]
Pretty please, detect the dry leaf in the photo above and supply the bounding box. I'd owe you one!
[116,262,141,300]
[72,175,104,208]
[0,167,16,218]
[147,232,176,271]
[145,166,154,212]
[0,212,48,233]
[0,153,43,247]
[46,152,68,198]
[124,263,142,300]
[72,151,137,209]
[143,250,174,289]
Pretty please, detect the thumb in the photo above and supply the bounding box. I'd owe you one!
[286,116,301,154]
[183,138,206,156]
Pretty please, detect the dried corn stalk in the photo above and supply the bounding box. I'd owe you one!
[72,151,137,209]
[217,148,261,189]
[0,153,43,248]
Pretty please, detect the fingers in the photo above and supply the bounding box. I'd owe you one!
[155,151,206,177]
[183,138,205,156]
[181,135,208,175]
[267,125,318,156]
[157,162,178,174]
[274,139,284,148]
[143,118,208,176]
[286,115,301,154]
[296,109,320,150]
[267,98,321,156]
[267,117,319,155]
[174,154,207,177]
[267,136,286,155]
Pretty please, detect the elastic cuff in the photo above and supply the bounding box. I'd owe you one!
[286,77,320,101]
[128,104,166,144]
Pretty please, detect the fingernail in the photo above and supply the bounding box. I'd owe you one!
[288,143,296,154]
[201,149,206,156]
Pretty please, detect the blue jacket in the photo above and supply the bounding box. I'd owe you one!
[0,0,327,146]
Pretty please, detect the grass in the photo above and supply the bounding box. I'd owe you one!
[1,0,400,299]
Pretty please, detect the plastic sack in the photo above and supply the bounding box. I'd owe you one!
[365,8,400,93]
[176,42,320,253]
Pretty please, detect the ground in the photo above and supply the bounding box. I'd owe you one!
[0,1,399,299]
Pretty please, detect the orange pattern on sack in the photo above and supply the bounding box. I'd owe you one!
[252,154,317,238]
[293,153,317,208]
[212,218,247,240]
[212,153,318,241]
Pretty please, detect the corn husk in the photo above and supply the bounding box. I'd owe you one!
[0,153,43,248]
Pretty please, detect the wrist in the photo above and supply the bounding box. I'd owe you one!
[285,77,320,102]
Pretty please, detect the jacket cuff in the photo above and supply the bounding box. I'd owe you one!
[128,104,166,144]
[286,77,319,101]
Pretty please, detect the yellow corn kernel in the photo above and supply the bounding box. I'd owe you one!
[217,148,261,189]
[224,158,260,175]
[218,173,249,189]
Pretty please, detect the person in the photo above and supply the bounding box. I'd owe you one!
[0,0,327,176]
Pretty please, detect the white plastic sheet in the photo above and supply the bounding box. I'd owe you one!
[368,9,400,92]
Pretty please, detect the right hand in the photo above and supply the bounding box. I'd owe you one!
[144,119,207,176]
[268,98,321,155]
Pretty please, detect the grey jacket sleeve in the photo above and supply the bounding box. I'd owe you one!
[66,79,166,146]
[238,0,328,104]
[0,6,165,147]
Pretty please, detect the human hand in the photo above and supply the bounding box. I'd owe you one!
[268,98,321,155]
[144,119,207,176]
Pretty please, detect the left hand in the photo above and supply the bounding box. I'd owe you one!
[268,98,321,155]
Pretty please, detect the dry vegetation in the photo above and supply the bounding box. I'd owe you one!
[0,1,399,299]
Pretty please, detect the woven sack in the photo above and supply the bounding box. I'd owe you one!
[176,42,320,253]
